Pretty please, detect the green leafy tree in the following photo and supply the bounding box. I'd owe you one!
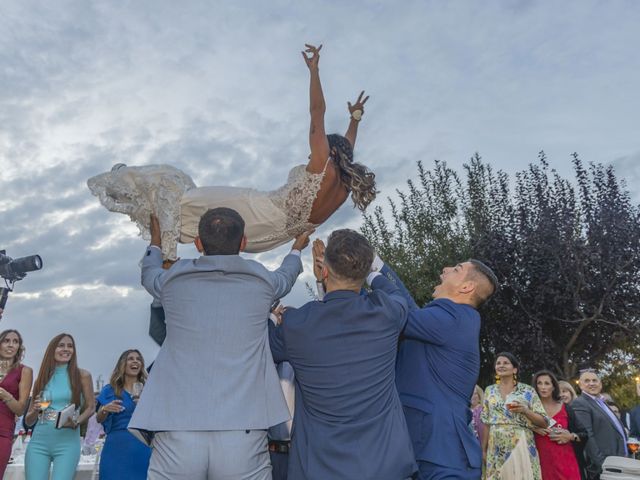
[363,154,640,386]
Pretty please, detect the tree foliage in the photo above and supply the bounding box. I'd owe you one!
[363,153,640,389]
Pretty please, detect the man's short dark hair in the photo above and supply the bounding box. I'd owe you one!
[324,229,374,283]
[198,208,245,255]
[467,259,499,306]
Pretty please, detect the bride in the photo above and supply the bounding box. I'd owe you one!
[88,44,376,258]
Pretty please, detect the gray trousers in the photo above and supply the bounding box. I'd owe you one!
[148,430,272,480]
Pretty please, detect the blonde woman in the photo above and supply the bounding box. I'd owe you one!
[558,380,577,404]
[96,349,151,479]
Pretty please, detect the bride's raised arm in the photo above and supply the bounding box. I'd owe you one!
[302,43,330,174]
[345,90,369,148]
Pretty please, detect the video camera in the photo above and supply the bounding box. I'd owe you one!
[0,250,43,310]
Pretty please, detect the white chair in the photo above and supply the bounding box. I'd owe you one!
[601,456,640,479]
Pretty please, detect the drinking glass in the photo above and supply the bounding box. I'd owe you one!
[39,390,52,424]
[628,437,640,459]
[132,382,143,401]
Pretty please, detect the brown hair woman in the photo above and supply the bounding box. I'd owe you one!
[0,329,33,477]
[24,333,94,479]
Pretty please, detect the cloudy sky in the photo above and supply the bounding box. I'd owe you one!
[1,0,639,386]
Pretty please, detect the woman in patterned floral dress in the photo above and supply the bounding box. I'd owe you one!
[481,352,548,479]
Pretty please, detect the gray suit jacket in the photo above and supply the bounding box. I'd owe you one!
[572,394,627,479]
[129,246,302,431]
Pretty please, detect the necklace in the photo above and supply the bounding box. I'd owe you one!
[0,360,12,382]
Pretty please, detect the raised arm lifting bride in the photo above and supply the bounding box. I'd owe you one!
[87,44,376,258]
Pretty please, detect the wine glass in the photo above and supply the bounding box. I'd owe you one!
[132,382,143,401]
[39,390,52,424]
[628,437,640,459]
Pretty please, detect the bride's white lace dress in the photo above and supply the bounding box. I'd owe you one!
[87,163,327,259]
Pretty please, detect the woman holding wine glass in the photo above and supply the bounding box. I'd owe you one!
[24,333,95,480]
[96,349,151,479]
[481,352,548,479]
[0,329,33,477]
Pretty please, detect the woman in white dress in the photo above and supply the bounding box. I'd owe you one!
[88,44,376,259]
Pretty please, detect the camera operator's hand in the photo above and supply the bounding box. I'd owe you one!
[149,214,162,248]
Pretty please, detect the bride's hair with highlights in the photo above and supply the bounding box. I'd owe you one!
[327,134,377,211]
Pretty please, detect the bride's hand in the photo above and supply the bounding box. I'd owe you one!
[348,91,369,117]
[302,44,322,71]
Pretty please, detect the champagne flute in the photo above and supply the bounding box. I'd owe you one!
[39,390,52,424]
[132,382,143,401]
[627,437,640,459]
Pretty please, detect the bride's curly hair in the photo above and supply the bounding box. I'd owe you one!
[327,134,377,211]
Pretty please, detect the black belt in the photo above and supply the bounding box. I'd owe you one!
[268,440,290,454]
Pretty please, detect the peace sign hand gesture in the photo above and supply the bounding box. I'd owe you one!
[348,91,369,115]
[302,44,322,71]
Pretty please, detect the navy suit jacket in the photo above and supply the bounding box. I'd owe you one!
[378,264,482,470]
[630,405,640,438]
[269,275,417,480]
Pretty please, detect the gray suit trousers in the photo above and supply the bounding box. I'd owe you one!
[148,430,272,480]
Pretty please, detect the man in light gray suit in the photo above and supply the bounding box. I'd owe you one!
[129,207,311,480]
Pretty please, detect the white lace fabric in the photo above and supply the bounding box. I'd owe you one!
[87,162,328,258]
[267,163,328,241]
[87,165,196,259]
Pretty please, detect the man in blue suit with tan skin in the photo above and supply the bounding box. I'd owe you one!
[268,229,417,480]
[371,256,498,480]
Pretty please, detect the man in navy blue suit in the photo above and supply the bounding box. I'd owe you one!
[268,229,417,480]
[372,257,498,480]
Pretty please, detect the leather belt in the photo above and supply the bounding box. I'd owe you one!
[268,440,290,454]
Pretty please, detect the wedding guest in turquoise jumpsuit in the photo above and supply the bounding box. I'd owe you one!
[24,333,95,480]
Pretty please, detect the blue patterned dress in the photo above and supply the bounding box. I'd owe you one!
[97,384,151,479]
[481,383,547,479]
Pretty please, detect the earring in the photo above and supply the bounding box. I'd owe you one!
[495,374,501,385]
[513,373,518,384]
